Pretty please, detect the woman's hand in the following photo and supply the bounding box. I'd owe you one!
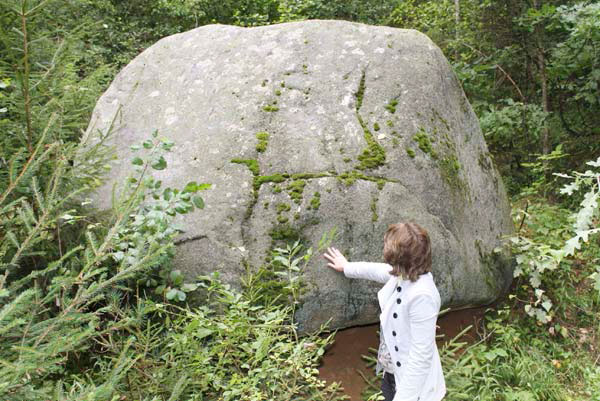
[323,247,348,273]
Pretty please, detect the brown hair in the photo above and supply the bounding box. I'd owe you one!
[383,222,432,282]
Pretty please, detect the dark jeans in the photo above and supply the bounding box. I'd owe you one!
[381,372,396,401]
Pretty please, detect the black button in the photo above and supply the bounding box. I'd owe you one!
[394,346,398,351]
[393,313,398,318]
[397,287,402,292]
[392,331,396,336]
[396,298,402,304]
[396,361,401,367]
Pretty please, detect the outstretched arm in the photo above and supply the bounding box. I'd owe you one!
[323,247,393,284]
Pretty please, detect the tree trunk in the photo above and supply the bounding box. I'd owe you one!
[533,0,550,155]
[538,48,550,155]
[454,0,460,60]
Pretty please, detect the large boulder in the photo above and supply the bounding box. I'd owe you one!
[84,20,513,332]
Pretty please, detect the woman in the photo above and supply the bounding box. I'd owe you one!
[323,222,446,401]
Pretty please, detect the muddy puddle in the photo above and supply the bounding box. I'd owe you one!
[318,306,489,400]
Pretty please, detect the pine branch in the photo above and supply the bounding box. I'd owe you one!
[18,0,33,153]
[0,113,57,205]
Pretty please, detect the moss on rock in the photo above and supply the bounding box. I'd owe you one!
[276,202,291,213]
[269,224,302,242]
[385,99,398,114]
[370,196,379,222]
[309,192,321,210]
[287,180,306,204]
[231,158,259,176]
[355,70,386,171]
[413,130,437,159]
[255,173,288,191]
[255,132,270,153]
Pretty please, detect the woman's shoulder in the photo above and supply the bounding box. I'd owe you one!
[407,273,440,299]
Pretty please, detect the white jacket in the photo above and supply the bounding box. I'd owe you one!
[344,262,446,401]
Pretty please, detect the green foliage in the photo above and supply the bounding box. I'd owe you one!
[245,241,310,312]
[507,157,599,324]
[104,253,344,401]
[387,0,599,194]
[114,135,211,302]
[278,0,396,24]
[441,310,572,401]
[479,99,549,192]
[0,129,207,400]
[549,3,600,137]
[140,287,339,399]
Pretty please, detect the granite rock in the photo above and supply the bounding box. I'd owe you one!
[84,20,513,333]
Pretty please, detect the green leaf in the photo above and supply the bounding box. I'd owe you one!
[542,300,553,311]
[495,348,508,358]
[586,157,600,167]
[170,269,183,285]
[196,328,213,340]
[184,181,198,193]
[143,140,153,149]
[166,288,178,300]
[132,157,143,166]
[560,326,569,338]
[483,351,497,361]
[151,156,167,170]
[182,283,198,292]
[192,195,205,209]
[162,140,175,151]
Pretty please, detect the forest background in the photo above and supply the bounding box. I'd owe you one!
[0,0,599,400]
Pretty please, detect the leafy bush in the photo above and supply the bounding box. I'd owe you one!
[441,311,570,401]
[0,127,209,400]
[507,156,600,325]
[105,269,345,401]
[549,3,600,140]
